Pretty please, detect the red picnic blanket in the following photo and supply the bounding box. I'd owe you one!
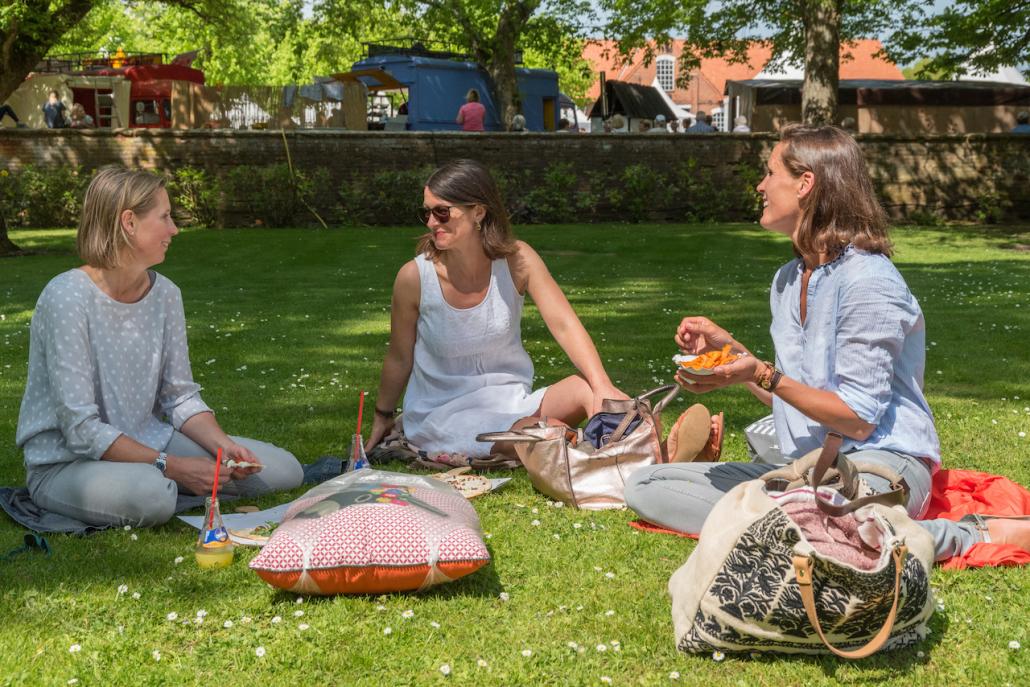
[630,468,1030,569]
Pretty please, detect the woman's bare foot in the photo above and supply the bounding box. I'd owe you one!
[985,518,1030,552]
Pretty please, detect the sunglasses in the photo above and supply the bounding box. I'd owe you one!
[417,204,469,225]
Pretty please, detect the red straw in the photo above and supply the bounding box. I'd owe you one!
[208,448,223,529]
[356,391,365,436]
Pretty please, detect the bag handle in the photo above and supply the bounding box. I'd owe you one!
[475,430,544,444]
[792,544,908,659]
[809,433,907,517]
[636,384,679,415]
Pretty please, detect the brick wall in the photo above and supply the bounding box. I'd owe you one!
[1,128,1028,222]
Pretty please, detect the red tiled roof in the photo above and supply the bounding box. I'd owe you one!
[582,39,904,103]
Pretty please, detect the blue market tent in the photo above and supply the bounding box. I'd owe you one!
[337,53,560,131]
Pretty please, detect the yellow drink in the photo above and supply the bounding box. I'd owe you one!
[195,544,234,569]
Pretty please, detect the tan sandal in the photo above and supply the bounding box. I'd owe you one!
[667,404,712,462]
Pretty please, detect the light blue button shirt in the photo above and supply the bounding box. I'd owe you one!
[768,246,941,464]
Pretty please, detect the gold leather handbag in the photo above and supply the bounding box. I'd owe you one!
[477,385,679,510]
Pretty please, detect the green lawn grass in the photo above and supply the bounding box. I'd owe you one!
[1,224,1027,686]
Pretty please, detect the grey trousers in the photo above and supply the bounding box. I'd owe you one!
[624,449,981,562]
[26,431,304,528]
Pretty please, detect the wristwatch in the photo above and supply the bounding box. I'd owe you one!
[153,451,168,474]
[758,361,783,392]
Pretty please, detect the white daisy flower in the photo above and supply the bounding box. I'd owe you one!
[1010,640,1022,650]
[69,644,81,653]
[241,617,251,624]
[296,596,305,604]
[531,520,541,526]
[521,649,532,657]
[117,584,128,595]
[402,609,414,618]
[605,610,615,616]
[601,678,612,685]
[669,671,680,680]
[67,680,78,685]
[152,650,161,661]
[477,659,488,668]
[439,664,451,676]
[196,609,207,618]
[130,534,138,541]
[132,592,141,600]
[271,616,282,624]
[498,592,510,602]
[255,646,266,657]
[298,623,309,631]
[174,556,184,565]
[294,610,304,618]
[712,651,725,662]
[567,642,579,650]
[430,621,441,629]
[223,620,234,629]
[166,612,178,621]
[596,644,607,652]
[604,572,616,579]
[123,525,132,531]
[383,627,392,635]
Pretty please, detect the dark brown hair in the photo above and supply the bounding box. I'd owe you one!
[416,159,517,260]
[779,123,892,258]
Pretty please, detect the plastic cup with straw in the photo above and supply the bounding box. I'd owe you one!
[346,391,370,472]
[195,448,234,568]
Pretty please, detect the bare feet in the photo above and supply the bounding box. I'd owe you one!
[985,518,1030,552]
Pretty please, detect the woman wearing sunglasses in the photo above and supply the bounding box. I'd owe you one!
[623,124,1030,559]
[15,167,303,528]
[365,158,627,458]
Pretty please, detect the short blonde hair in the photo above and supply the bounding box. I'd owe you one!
[77,167,166,269]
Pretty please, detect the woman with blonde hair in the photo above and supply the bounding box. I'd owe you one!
[456,88,486,132]
[625,124,1030,559]
[16,167,302,528]
[365,158,626,457]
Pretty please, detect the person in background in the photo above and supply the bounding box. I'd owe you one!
[0,103,24,127]
[840,116,857,133]
[1012,111,1030,133]
[682,117,692,132]
[69,103,95,129]
[648,114,668,133]
[686,111,716,134]
[557,117,572,132]
[609,114,627,133]
[42,91,68,129]
[637,119,652,133]
[456,89,486,132]
[510,114,527,132]
[365,159,627,458]
[668,119,680,133]
[15,168,303,528]
[732,115,751,133]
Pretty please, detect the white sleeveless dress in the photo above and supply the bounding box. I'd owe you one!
[402,253,548,456]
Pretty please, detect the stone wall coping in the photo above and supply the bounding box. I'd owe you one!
[3,128,1029,143]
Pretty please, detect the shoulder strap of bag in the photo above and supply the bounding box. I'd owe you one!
[636,384,680,416]
[792,544,908,659]
[809,433,907,517]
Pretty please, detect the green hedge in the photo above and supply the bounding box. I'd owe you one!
[9,160,1004,228]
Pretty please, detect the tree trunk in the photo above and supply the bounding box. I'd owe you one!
[1,0,95,102]
[0,213,22,256]
[801,0,841,126]
[486,1,538,130]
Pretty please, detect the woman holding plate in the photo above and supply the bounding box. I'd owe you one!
[625,124,1030,558]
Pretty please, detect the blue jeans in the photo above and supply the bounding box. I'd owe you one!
[625,450,980,561]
